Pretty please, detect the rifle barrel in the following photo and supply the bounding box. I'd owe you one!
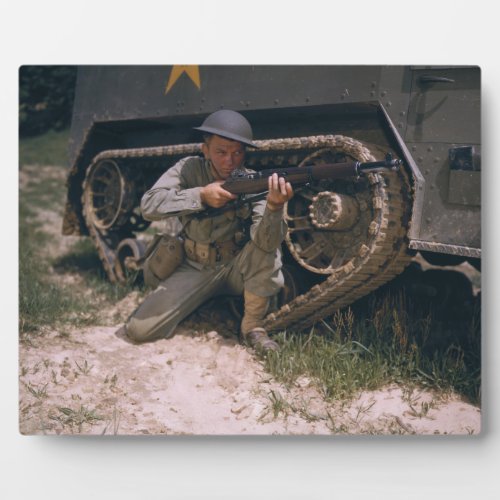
[222,161,358,194]
[222,156,401,195]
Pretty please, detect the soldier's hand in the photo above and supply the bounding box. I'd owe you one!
[266,173,294,211]
[200,181,237,208]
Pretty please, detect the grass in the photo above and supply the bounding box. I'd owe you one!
[19,128,71,166]
[19,129,146,337]
[52,238,143,303]
[18,197,101,334]
[20,173,67,213]
[264,289,481,406]
[19,211,143,336]
[19,224,97,334]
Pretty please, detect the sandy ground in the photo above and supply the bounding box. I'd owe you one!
[18,165,481,436]
[19,322,481,436]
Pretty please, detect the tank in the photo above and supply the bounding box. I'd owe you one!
[63,65,481,332]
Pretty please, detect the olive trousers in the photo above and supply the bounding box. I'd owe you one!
[125,240,284,343]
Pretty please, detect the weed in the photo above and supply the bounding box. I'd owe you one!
[325,410,349,434]
[22,381,48,399]
[260,390,290,420]
[354,400,376,422]
[289,399,327,423]
[101,407,121,435]
[75,359,93,375]
[52,405,103,433]
[408,400,436,419]
[104,374,118,387]
[393,416,416,434]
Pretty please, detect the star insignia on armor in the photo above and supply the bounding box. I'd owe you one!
[165,65,201,94]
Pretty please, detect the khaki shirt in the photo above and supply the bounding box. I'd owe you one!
[141,156,288,253]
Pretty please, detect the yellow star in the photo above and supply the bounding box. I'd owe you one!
[165,65,201,94]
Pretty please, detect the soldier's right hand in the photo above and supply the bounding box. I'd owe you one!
[200,181,237,208]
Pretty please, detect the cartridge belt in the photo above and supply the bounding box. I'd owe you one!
[184,237,242,267]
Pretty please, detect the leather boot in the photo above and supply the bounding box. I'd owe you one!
[241,290,279,352]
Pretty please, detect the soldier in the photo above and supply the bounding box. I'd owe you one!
[125,110,294,352]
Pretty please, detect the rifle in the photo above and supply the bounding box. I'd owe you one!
[196,153,401,219]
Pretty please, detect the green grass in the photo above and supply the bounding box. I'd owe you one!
[19,145,97,334]
[52,237,144,302]
[264,291,481,405]
[19,201,143,336]
[19,128,71,166]
[19,220,99,335]
[19,129,146,337]
[20,172,67,212]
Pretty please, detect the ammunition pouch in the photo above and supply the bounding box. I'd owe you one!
[143,233,185,285]
[184,237,242,267]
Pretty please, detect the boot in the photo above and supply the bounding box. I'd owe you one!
[241,290,279,352]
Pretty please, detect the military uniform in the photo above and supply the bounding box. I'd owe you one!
[126,156,288,343]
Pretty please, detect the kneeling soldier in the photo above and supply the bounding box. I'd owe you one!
[126,110,294,353]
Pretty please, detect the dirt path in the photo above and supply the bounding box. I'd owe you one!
[18,165,481,436]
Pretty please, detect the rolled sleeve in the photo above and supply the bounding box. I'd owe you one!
[140,157,207,220]
[250,202,288,253]
[141,186,204,220]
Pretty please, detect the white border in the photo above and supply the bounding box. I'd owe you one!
[3,1,499,499]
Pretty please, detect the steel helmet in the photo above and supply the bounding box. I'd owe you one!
[193,110,257,148]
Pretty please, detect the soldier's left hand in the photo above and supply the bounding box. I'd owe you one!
[266,173,294,211]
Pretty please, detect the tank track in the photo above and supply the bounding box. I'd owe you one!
[81,135,413,330]
[265,168,412,332]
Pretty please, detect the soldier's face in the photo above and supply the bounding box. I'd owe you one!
[202,135,245,180]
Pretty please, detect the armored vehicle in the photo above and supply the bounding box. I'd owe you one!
[63,65,481,331]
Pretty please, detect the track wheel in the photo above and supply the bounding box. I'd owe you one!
[82,159,135,230]
[114,238,148,283]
